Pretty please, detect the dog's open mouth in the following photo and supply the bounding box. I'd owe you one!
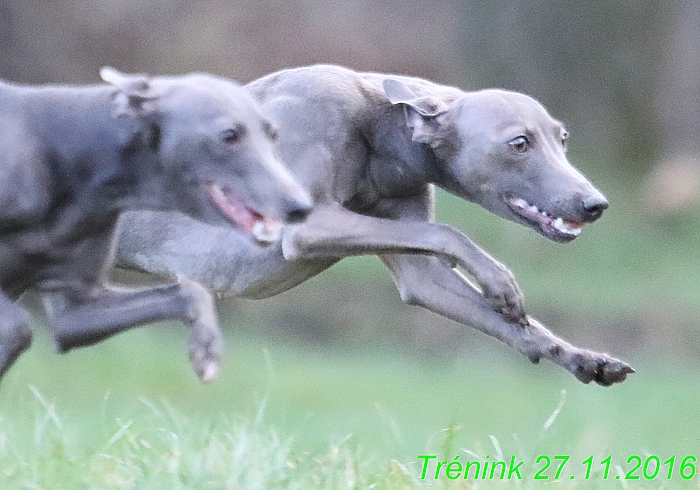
[506,196,585,242]
[207,182,283,244]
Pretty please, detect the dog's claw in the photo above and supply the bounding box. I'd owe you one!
[490,297,528,326]
[482,288,525,320]
[479,265,527,325]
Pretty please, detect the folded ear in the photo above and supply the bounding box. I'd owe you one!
[383,78,451,147]
[383,79,447,116]
[100,67,159,117]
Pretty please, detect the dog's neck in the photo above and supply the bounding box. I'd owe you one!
[364,101,446,198]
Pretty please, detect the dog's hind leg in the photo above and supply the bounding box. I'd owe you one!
[41,278,222,381]
[380,253,634,386]
[0,291,33,381]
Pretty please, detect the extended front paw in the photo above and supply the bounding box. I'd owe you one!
[189,327,224,382]
[178,277,224,382]
[479,267,527,324]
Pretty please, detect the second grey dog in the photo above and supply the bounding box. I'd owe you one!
[116,65,633,385]
[0,68,311,382]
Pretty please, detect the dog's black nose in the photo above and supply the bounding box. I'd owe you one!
[284,203,311,224]
[582,194,609,220]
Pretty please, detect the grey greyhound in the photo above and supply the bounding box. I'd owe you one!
[0,68,311,382]
[116,64,633,386]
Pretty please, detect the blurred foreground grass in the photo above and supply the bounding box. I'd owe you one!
[1,326,699,488]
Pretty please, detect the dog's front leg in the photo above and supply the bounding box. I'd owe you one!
[380,253,633,386]
[41,278,222,381]
[0,290,33,381]
[282,202,526,323]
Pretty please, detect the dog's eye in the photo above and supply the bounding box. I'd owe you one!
[222,124,246,144]
[561,131,569,148]
[508,135,529,153]
[262,121,279,141]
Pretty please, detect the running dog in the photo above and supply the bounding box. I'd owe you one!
[116,65,632,385]
[0,68,311,382]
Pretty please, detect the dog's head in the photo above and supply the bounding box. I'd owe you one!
[384,80,607,243]
[101,68,311,244]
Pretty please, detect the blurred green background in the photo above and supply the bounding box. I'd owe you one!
[2,0,700,487]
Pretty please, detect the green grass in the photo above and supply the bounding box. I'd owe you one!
[2,326,700,488]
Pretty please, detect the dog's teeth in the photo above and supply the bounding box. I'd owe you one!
[511,195,582,237]
[268,220,283,238]
[252,219,283,243]
[551,217,583,236]
[253,221,264,234]
[210,182,225,198]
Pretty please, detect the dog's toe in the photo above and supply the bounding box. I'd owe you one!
[594,357,635,386]
[571,351,634,386]
[188,329,223,382]
[189,348,221,382]
[200,361,219,383]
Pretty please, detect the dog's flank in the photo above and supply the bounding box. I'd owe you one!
[116,64,632,385]
[0,69,311,382]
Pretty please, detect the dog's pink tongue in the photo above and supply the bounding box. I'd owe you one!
[208,182,261,232]
[208,182,284,244]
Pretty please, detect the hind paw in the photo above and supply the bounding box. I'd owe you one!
[570,351,635,386]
